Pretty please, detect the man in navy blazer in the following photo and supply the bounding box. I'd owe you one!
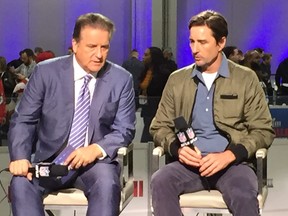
[8,13,136,216]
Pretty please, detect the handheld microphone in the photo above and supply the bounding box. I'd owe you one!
[30,163,68,178]
[174,116,197,148]
[174,116,210,191]
[5,163,68,178]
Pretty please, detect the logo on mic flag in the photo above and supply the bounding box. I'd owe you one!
[178,132,187,143]
[39,166,50,177]
[186,128,195,139]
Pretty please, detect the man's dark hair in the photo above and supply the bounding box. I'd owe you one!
[188,10,228,44]
[22,48,34,58]
[73,13,115,42]
[34,47,43,54]
[254,47,264,54]
[222,46,237,59]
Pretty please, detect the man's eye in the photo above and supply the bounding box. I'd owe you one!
[101,45,110,50]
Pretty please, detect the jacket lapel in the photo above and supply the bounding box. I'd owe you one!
[60,56,75,137]
[87,62,111,142]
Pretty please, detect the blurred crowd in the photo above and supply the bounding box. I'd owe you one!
[0,47,56,145]
[1,45,288,145]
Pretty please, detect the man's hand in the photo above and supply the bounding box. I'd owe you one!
[199,150,236,177]
[9,159,33,181]
[64,144,103,169]
[16,73,26,80]
[178,146,202,168]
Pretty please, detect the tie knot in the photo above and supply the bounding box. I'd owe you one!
[84,74,93,86]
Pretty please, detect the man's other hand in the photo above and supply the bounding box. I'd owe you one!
[199,150,236,177]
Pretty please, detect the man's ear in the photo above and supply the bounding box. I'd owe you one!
[218,37,226,51]
[72,39,78,54]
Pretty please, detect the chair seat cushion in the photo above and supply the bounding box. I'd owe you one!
[43,188,87,206]
[180,187,267,209]
[43,181,134,211]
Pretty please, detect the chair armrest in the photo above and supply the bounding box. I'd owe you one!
[256,148,267,159]
[118,143,133,156]
[118,143,134,189]
[153,146,165,157]
[152,146,165,174]
[256,148,268,194]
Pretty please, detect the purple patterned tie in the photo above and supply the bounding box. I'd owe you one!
[53,74,92,180]
[67,74,92,150]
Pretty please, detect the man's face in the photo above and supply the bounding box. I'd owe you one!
[230,49,241,63]
[251,51,262,65]
[21,53,31,66]
[143,48,151,65]
[163,51,171,60]
[72,26,110,73]
[189,25,225,71]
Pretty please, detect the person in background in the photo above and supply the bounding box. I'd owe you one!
[139,47,169,142]
[260,53,273,96]
[67,46,74,55]
[222,46,242,64]
[7,51,23,70]
[254,47,265,59]
[35,50,55,63]
[0,56,7,145]
[150,10,274,216]
[275,57,288,95]
[163,47,178,73]
[0,56,16,139]
[34,47,44,57]
[9,48,36,79]
[0,56,16,103]
[0,78,6,145]
[237,49,245,65]
[8,12,135,216]
[122,49,145,110]
[243,49,267,95]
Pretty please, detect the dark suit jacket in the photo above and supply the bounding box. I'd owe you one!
[8,55,136,164]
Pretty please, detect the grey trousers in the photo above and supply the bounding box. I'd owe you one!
[151,161,259,216]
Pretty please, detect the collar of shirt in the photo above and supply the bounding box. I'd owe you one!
[73,55,91,81]
[72,55,97,105]
[191,53,230,79]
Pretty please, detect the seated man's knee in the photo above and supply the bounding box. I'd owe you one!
[10,176,41,200]
[90,175,120,196]
[10,176,30,192]
[225,186,258,206]
[151,168,172,193]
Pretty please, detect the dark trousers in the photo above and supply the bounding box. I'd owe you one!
[151,161,259,216]
[10,162,121,216]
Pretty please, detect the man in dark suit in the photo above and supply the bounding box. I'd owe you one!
[8,13,136,216]
[122,49,145,110]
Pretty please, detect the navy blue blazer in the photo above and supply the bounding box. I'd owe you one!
[8,55,136,164]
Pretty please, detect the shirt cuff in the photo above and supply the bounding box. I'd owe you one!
[96,144,107,160]
[169,139,181,159]
[227,144,248,164]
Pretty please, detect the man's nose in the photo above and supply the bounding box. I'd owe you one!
[94,47,103,58]
[191,43,199,54]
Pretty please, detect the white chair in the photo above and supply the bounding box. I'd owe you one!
[44,143,134,216]
[152,146,268,215]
